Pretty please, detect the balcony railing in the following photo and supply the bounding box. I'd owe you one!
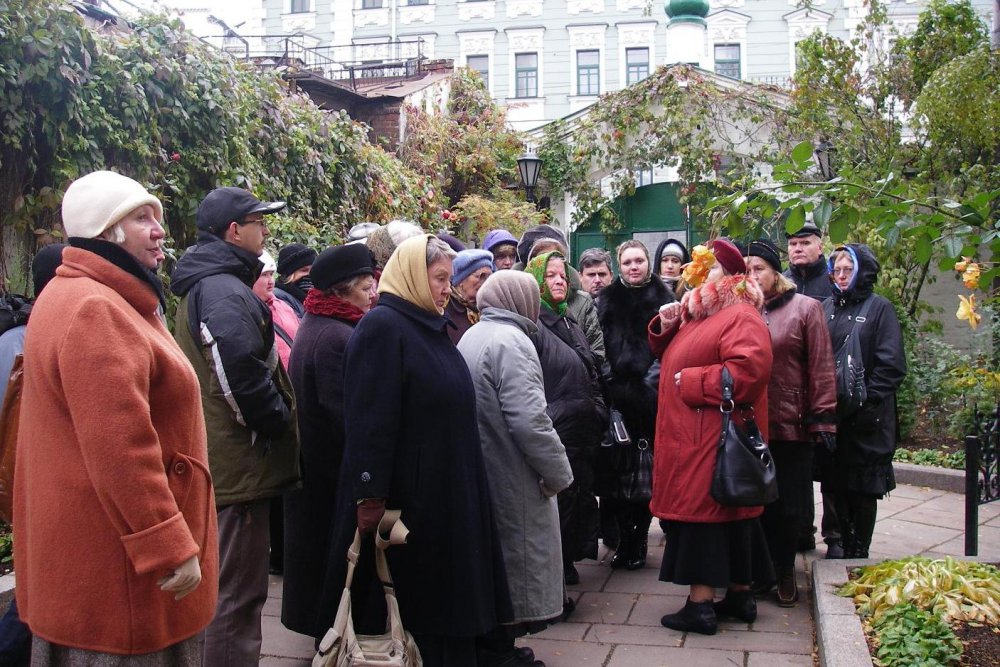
[200,34,426,91]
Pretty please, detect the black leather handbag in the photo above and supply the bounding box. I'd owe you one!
[710,368,778,507]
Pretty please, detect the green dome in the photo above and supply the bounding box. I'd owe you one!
[665,0,710,19]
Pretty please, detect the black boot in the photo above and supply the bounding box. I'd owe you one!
[661,598,717,635]
[824,539,845,559]
[564,562,580,585]
[609,527,633,569]
[626,534,647,570]
[713,589,757,623]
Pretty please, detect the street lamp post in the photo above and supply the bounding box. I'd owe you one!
[517,151,543,204]
[814,140,836,181]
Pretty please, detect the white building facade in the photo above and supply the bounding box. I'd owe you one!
[254,0,993,131]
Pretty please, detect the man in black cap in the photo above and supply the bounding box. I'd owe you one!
[784,222,832,300]
[782,221,840,557]
[275,243,317,318]
[170,187,300,667]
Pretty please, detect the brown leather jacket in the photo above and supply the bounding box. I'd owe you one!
[762,288,837,442]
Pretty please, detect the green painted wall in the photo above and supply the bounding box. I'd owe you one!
[570,182,705,268]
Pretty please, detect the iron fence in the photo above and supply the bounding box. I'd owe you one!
[199,34,426,91]
[964,404,1000,556]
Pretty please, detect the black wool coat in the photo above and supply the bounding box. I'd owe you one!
[281,311,356,637]
[596,277,673,440]
[315,293,511,640]
[536,308,607,562]
[825,244,907,497]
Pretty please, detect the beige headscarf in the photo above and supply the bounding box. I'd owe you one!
[476,270,541,323]
[378,234,443,315]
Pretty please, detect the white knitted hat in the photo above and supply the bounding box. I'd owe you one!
[61,171,163,239]
[259,250,277,273]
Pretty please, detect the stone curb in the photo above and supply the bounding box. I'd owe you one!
[812,559,875,667]
[893,461,965,494]
[0,572,14,615]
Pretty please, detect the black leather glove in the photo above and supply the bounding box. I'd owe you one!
[814,432,837,455]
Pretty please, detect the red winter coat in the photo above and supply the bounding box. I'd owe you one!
[14,247,218,654]
[648,274,772,524]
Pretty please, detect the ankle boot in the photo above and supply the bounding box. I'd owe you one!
[661,598,717,635]
[776,567,798,607]
[713,589,757,623]
[609,530,632,569]
[626,535,647,570]
[824,539,845,559]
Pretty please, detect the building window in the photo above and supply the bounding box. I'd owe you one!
[467,55,489,88]
[577,49,599,95]
[361,0,382,8]
[407,0,429,5]
[515,53,538,98]
[625,47,649,85]
[714,43,741,79]
[290,0,311,12]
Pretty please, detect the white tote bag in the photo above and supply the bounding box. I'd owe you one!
[313,511,422,667]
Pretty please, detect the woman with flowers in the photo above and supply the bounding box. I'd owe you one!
[648,238,773,636]
[825,244,906,559]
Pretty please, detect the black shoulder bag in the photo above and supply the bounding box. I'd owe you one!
[710,367,778,507]
[824,296,874,417]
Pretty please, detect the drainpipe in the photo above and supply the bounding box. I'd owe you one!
[391,0,397,60]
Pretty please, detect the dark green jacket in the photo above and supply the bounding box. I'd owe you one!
[172,238,300,506]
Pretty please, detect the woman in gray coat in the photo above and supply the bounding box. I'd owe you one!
[458,271,574,667]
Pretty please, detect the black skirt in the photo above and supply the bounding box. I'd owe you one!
[659,518,774,589]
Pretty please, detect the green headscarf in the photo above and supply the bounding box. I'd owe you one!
[526,251,568,316]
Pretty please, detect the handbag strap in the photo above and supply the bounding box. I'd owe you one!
[825,295,875,351]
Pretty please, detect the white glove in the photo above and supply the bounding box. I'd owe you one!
[158,555,202,601]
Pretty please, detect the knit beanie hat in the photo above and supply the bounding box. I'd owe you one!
[482,229,517,253]
[31,243,66,296]
[259,250,277,274]
[61,171,163,239]
[451,249,494,285]
[311,244,375,291]
[517,224,566,264]
[437,232,466,253]
[708,238,746,275]
[277,243,316,277]
[746,239,783,272]
[477,270,541,323]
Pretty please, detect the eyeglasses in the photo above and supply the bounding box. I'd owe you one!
[493,250,517,261]
[832,267,854,276]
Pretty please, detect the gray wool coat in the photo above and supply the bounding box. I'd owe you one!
[458,308,574,623]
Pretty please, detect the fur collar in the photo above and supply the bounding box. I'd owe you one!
[681,274,764,323]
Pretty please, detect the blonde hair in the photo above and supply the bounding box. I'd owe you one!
[615,239,649,265]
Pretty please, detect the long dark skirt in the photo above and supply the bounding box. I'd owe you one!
[659,518,774,589]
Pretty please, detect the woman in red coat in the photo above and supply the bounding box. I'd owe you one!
[648,238,772,636]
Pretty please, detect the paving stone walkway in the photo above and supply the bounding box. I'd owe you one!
[260,482,1000,666]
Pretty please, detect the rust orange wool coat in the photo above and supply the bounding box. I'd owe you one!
[648,274,773,524]
[13,246,218,655]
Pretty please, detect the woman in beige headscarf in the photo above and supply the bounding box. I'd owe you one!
[317,235,513,666]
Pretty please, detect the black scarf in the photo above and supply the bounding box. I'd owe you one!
[69,237,167,311]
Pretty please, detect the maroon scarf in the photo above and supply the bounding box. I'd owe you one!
[304,289,366,323]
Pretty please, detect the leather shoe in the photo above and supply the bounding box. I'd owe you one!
[825,540,845,559]
[776,567,798,607]
[562,596,576,621]
[564,563,580,585]
[514,646,544,666]
[661,598,717,635]
[713,589,757,623]
[625,538,647,570]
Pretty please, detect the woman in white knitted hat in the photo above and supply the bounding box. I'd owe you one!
[13,170,218,665]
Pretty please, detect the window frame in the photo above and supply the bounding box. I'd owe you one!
[466,54,489,88]
[514,52,538,98]
[576,49,600,96]
[625,47,649,85]
[714,43,741,79]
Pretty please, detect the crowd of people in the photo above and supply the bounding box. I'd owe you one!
[4,171,908,666]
